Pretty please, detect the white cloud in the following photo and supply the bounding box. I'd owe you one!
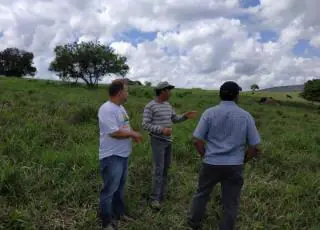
[310,35,320,48]
[0,0,319,90]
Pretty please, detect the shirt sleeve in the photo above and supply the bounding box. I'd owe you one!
[98,108,120,134]
[171,107,188,123]
[193,110,209,141]
[246,113,261,146]
[142,105,163,134]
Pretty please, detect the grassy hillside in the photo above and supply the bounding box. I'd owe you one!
[1,77,319,230]
[259,85,304,92]
[244,91,310,103]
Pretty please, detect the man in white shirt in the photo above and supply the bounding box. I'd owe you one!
[98,79,143,230]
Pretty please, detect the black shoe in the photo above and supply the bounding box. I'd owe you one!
[187,219,202,230]
[150,200,161,210]
[119,214,136,222]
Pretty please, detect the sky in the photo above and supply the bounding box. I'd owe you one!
[0,0,320,90]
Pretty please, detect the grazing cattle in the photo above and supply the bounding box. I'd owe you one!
[258,97,280,105]
[286,94,292,99]
[258,97,268,103]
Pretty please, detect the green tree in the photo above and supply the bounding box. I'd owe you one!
[145,81,152,87]
[49,41,129,87]
[300,79,320,102]
[250,84,259,94]
[0,47,37,77]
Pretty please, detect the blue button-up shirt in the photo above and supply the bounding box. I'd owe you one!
[193,101,261,165]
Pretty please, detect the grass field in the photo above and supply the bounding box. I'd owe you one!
[1,77,320,230]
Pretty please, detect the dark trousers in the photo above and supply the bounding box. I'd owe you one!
[150,137,172,202]
[188,163,244,230]
[99,155,128,227]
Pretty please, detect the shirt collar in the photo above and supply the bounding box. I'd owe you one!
[219,101,237,106]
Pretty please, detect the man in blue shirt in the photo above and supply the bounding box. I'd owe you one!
[187,81,261,230]
[98,79,143,230]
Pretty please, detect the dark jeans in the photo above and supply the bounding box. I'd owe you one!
[150,137,172,202]
[99,155,128,227]
[188,163,244,230]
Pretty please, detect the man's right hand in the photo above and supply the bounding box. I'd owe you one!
[130,131,143,143]
[162,128,172,136]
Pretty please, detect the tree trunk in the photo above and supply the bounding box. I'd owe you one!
[94,74,99,86]
[81,76,90,86]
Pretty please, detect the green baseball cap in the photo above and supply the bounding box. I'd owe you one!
[155,81,175,90]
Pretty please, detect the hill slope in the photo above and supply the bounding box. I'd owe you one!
[259,84,304,92]
[1,78,319,229]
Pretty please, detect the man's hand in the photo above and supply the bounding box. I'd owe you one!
[110,129,143,143]
[130,131,143,143]
[193,137,205,157]
[184,111,198,119]
[244,145,261,163]
[162,128,172,136]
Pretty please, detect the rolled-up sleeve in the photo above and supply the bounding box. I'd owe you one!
[193,110,209,141]
[246,114,261,146]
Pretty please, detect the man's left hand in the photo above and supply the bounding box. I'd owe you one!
[184,111,198,119]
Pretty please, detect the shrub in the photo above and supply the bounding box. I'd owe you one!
[300,79,320,102]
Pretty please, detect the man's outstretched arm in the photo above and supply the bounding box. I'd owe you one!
[171,108,188,123]
[172,108,198,123]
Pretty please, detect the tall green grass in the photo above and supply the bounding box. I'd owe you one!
[1,77,319,229]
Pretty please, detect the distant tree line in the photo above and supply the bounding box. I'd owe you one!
[0,41,146,88]
[1,43,319,99]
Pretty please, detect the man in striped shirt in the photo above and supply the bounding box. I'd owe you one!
[142,81,197,209]
[187,81,261,230]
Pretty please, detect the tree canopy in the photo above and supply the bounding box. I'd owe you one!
[49,41,129,87]
[0,47,37,77]
[250,84,259,94]
[145,81,152,87]
[300,79,320,102]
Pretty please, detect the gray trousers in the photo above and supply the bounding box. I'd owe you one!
[150,136,172,202]
[188,163,244,230]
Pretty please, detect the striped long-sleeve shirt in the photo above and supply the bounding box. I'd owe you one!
[142,100,187,141]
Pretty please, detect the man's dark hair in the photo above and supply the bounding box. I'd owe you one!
[109,80,124,97]
[219,91,238,101]
[219,81,242,101]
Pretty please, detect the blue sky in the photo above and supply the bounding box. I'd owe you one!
[259,30,278,43]
[116,28,157,46]
[237,0,320,58]
[239,0,260,8]
[293,39,320,58]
